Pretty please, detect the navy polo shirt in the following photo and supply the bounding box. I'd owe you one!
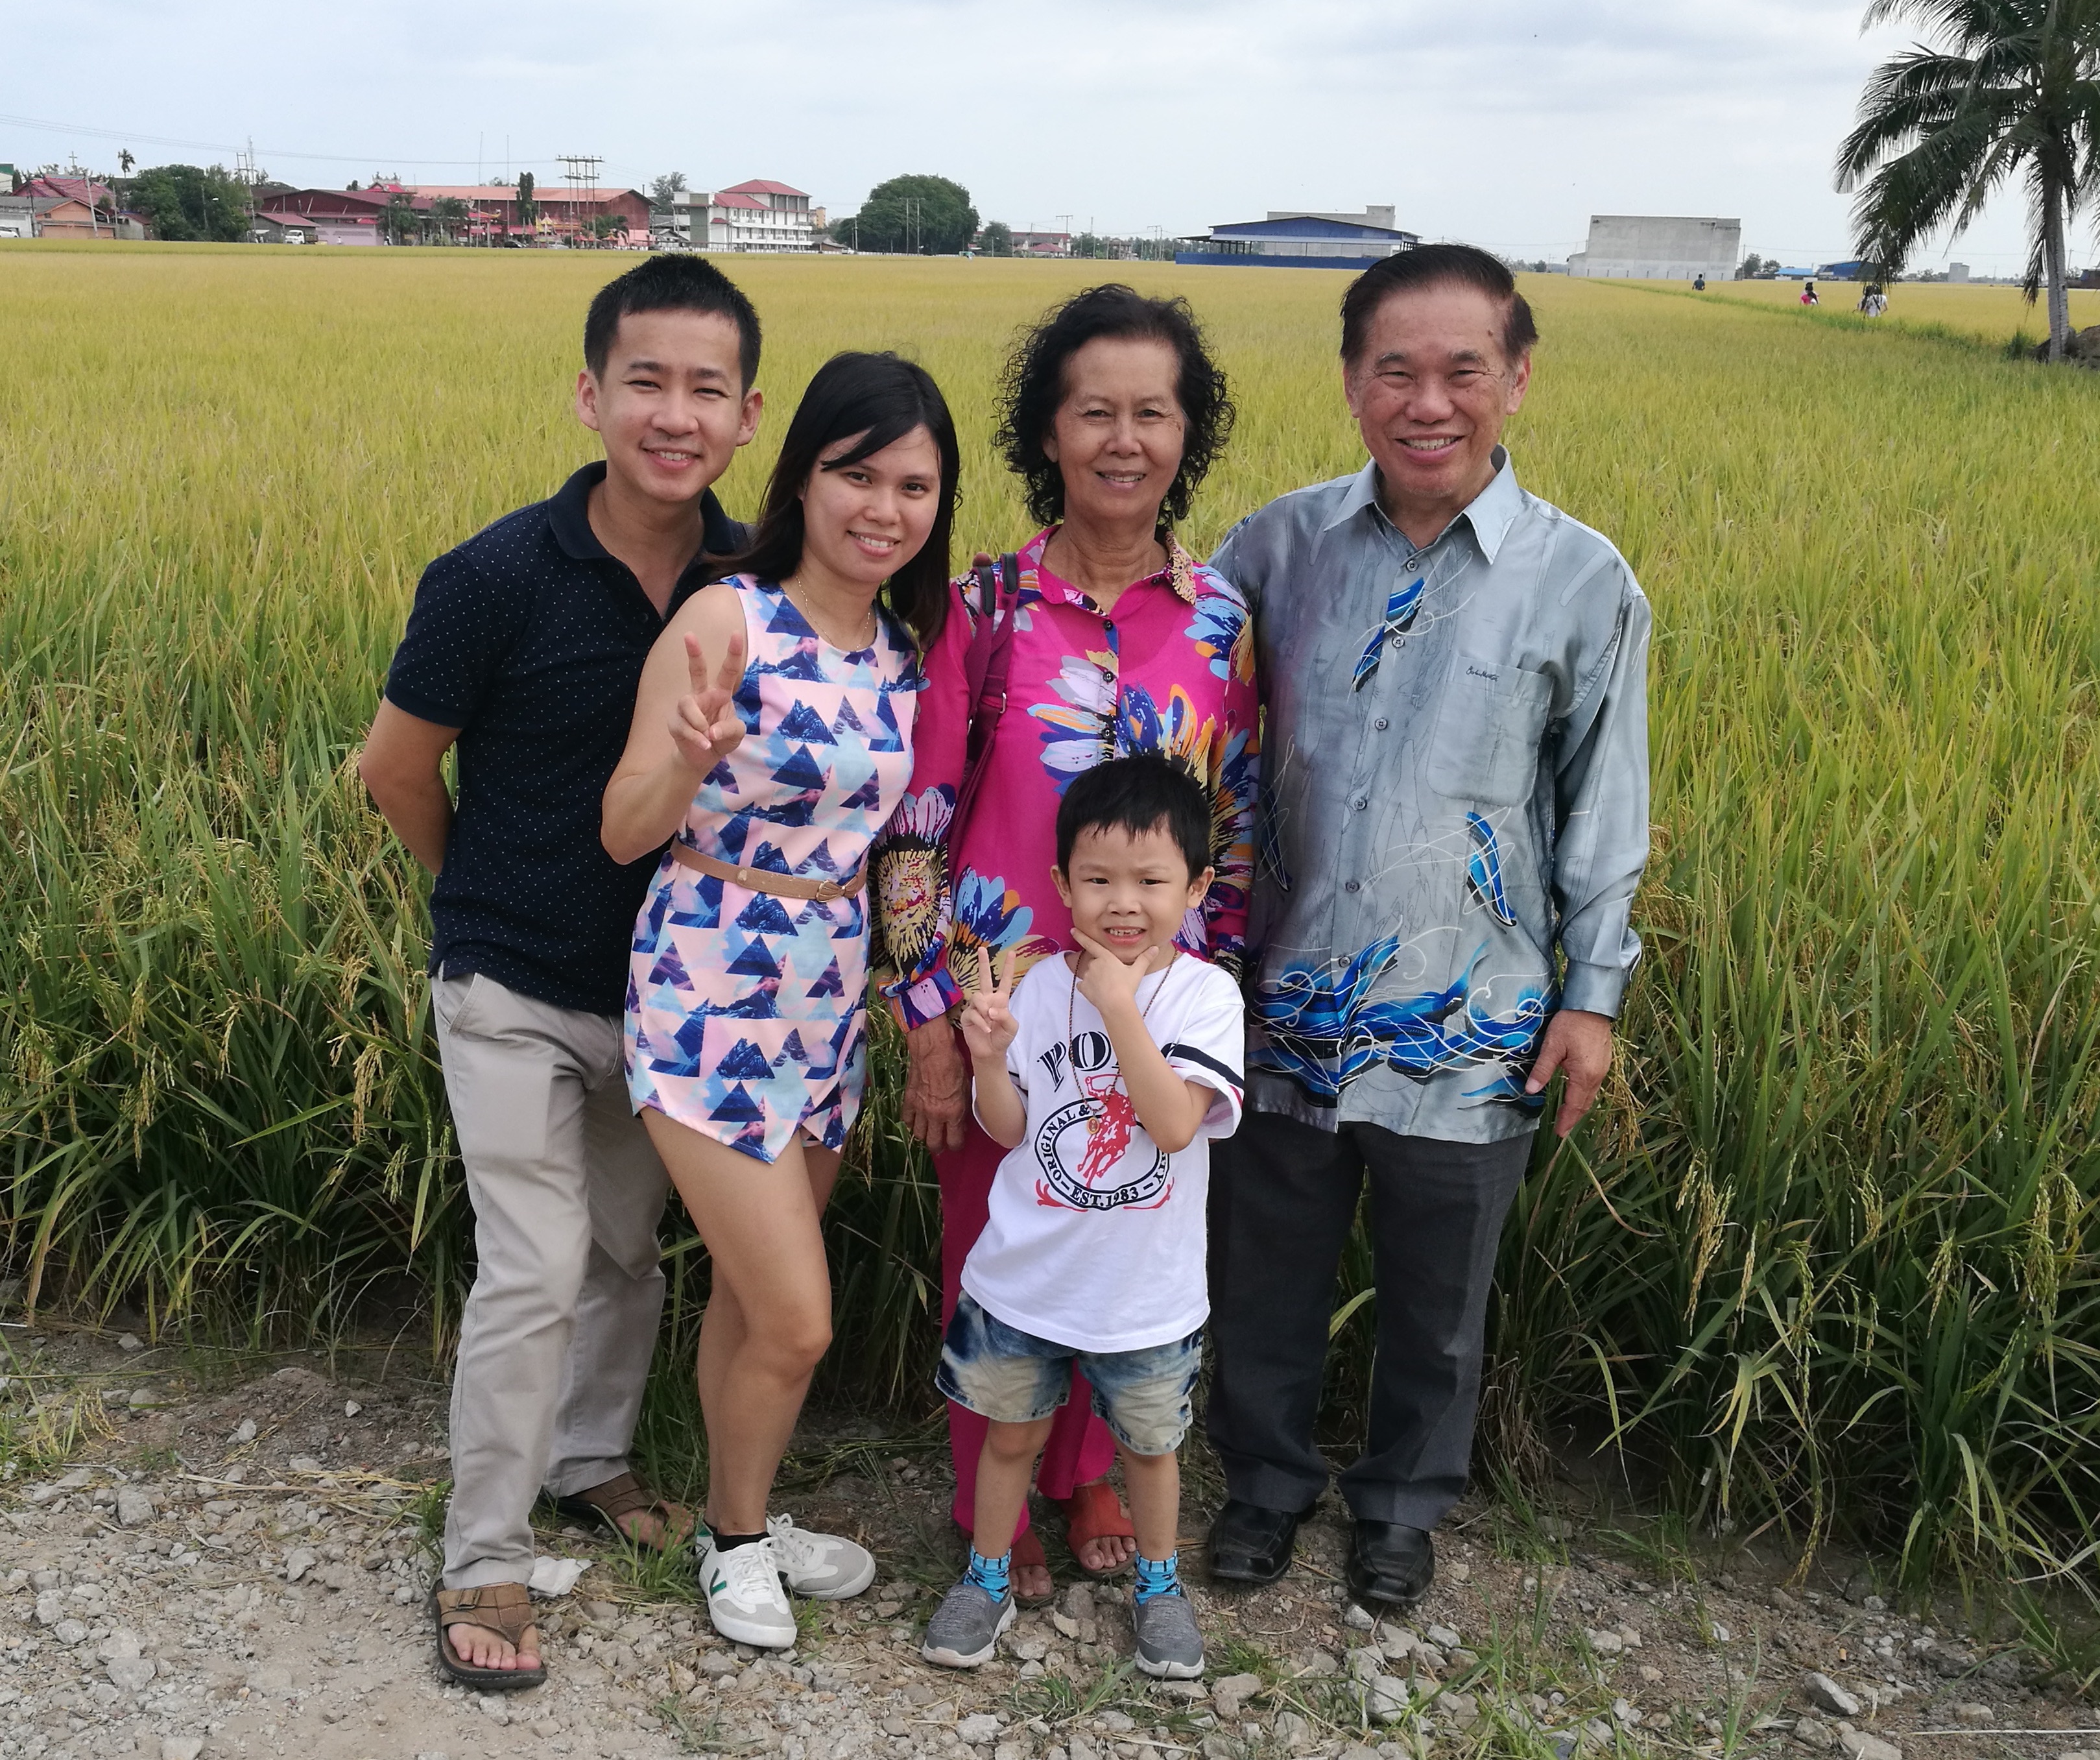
[383,461,747,1017]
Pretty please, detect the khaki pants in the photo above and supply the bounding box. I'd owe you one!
[433,970,669,1588]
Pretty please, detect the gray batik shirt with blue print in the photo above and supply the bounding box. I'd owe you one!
[1208,447,1652,1144]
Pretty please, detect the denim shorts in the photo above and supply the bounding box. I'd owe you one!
[937,1292,1204,1456]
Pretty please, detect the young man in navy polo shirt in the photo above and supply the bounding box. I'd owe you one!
[360,255,763,1685]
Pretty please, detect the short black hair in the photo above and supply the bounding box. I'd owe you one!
[721,351,961,648]
[1339,244,1538,369]
[584,254,762,387]
[1055,753,1213,880]
[997,284,1235,529]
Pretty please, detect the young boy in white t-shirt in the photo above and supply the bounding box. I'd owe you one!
[920,754,1245,1680]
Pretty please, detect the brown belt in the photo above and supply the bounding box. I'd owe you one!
[667,841,866,902]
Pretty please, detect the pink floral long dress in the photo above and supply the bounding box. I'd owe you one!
[869,526,1258,1543]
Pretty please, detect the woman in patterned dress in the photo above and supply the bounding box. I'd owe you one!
[870,286,1258,1600]
[604,352,959,1646]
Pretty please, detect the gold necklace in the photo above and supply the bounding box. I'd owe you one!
[783,575,877,652]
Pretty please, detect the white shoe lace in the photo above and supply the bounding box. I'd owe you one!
[765,1512,821,1569]
[716,1536,785,1604]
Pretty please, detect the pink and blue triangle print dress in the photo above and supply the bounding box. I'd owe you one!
[625,576,922,1163]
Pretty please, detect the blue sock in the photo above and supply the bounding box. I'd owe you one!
[1134,1550,1182,1604]
[964,1548,1011,1602]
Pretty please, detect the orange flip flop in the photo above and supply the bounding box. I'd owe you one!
[1057,1479,1136,1579]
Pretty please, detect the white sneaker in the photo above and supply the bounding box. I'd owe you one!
[767,1512,877,1600]
[700,1536,796,1648]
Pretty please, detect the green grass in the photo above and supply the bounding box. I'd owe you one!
[0,245,2097,1604]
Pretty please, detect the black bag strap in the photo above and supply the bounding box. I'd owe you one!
[948,553,1022,855]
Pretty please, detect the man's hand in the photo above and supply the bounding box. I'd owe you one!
[901,1018,969,1154]
[1524,1008,1614,1138]
[1070,932,1152,1020]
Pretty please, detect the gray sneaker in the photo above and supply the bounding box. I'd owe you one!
[920,1578,1015,1669]
[1133,1589,1205,1679]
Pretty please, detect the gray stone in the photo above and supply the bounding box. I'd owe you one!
[1272,1711,1315,1751]
[1343,1601,1378,1631]
[1586,1629,1625,1656]
[247,1663,293,1694]
[957,1713,1002,1746]
[282,1548,317,1584]
[53,1618,89,1646]
[97,1629,143,1661]
[160,1741,204,1760]
[106,1657,156,1693]
[34,1591,63,1626]
[1837,1730,1902,1760]
[1803,1674,1863,1718]
[1211,1674,1263,1719]
[1795,1716,1838,1752]
[1950,1704,1995,1725]
[1425,1624,1461,1649]
[1348,1647,1384,1683]
[1365,1673,1411,1724]
[117,1332,143,1351]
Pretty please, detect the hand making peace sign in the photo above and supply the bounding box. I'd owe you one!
[959,944,1020,1061]
[669,629,748,775]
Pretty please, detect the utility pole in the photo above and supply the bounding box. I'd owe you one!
[1056,213,1073,258]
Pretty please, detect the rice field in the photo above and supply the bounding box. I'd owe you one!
[2,241,2098,1602]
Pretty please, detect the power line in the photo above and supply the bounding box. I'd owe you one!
[0,108,547,168]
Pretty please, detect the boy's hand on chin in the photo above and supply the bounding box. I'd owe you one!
[1070,930,1152,1017]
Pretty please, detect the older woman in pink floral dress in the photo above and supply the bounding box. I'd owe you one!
[871,285,1256,1598]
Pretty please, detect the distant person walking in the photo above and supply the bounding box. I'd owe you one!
[871,283,1258,1603]
[1693,273,1707,291]
[1801,280,1820,306]
[604,352,959,1648]
[359,256,761,1690]
[1859,285,1888,317]
[1203,244,1652,1611]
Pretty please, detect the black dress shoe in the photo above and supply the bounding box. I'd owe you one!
[1347,1519,1435,1609]
[1207,1498,1314,1584]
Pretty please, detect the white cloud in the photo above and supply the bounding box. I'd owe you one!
[14,0,2060,270]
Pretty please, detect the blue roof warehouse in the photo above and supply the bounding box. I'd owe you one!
[1176,206,1419,271]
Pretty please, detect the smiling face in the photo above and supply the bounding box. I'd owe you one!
[1344,281,1531,542]
[576,309,761,508]
[798,424,944,592]
[1053,820,1212,968]
[1042,335,1186,536]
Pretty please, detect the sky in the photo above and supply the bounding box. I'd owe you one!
[3,0,2058,273]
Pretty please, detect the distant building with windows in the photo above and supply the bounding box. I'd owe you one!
[1176,206,1418,271]
[1567,215,1739,281]
[658,182,817,252]
[1005,229,1071,257]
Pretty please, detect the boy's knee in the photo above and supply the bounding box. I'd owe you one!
[984,1417,1053,1464]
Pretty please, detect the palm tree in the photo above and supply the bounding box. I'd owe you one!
[1835,0,2100,360]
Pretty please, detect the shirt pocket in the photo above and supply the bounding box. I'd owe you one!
[1426,653,1555,807]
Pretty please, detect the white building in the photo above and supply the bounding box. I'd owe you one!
[661,181,817,252]
[1568,215,1740,281]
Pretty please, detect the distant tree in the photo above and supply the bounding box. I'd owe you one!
[833,174,977,254]
[516,171,538,234]
[1737,252,1765,279]
[1072,232,1108,259]
[649,172,687,210]
[128,163,250,243]
[117,149,134,175]
[378,189,419,246]
[427,196,470,243]
[979,219,1014,257]
[1836,0,2100,360]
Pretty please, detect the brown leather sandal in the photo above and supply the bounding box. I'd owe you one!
[553,1471,696,1550]
[431,1584,545,1690]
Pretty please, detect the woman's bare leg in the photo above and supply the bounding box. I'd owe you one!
[645,1114,841,1535]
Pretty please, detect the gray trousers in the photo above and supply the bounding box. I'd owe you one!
[433,971,669,1588]
[1205,1109,1531,1528]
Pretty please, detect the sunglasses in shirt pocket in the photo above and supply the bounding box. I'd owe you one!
[1426,651,1554,808]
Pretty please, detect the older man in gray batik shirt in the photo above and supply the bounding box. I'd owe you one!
[1204,245,1651,1610]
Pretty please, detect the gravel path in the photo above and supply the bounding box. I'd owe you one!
[3,1325,2096,1760]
